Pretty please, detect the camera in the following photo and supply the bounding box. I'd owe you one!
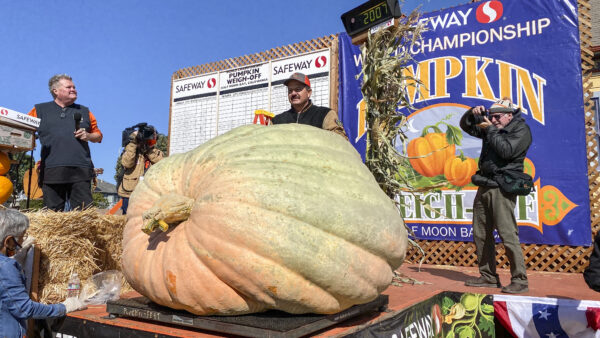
[121,123,156,147]
[469,109,489,124]
[137,123,156,141]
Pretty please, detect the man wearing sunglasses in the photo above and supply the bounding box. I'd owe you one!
[271,72,348,140]
[459,98,532,294]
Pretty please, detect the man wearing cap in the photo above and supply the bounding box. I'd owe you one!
[271,72,348,139]
[459,97,532,294]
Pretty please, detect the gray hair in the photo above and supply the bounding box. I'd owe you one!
[0,209,29,250]
[48,74,73,99]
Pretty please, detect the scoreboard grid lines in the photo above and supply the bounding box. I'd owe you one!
[170,50,330,155]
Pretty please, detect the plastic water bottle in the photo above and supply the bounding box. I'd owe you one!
[67,272,81,298]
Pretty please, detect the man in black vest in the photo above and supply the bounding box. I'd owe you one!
[271,73,347,139]
[28,74,103,211]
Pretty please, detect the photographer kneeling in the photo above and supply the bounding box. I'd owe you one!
[118,124,164,215]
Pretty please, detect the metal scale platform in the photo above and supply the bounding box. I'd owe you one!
[106,295,388,338]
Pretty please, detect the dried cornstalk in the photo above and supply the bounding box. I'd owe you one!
[359,10,434,265]
[359,9,427,197]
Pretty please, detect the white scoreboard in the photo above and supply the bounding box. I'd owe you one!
[169,49,331,155]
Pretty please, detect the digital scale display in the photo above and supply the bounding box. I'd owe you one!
[341,0,401,37]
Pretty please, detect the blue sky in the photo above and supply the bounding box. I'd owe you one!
[0,0,467,185]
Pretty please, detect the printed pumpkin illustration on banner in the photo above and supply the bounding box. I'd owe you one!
[407,130,455,178]
[404,103,476,189]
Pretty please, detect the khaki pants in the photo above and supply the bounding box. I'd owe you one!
[472,186,528,285]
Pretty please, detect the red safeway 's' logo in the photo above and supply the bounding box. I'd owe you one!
[0,109,7,116]
[207,78,216,88]
[315,56,327,68]
[476,1,503,23]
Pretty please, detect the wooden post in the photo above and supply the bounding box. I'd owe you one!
[26,245,41,337]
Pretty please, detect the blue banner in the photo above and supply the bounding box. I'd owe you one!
[338,0,591,246]
[338,35,366,160]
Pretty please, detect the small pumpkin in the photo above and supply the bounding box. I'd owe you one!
[407,133,455,177]
[0,176,13,204]
[121,124,408,316]
[0,152,10,175]
[22,169,43,199]
[444,156,477,187]
[443,156,477,187]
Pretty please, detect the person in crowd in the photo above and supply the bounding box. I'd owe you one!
[271,72,348,139]
[118,126,163,214]
[0,208,85,337]
[585,232,600,292]
[28,74,103,212]
[459,98,532,294]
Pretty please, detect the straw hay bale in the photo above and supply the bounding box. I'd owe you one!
[25,208,131,303]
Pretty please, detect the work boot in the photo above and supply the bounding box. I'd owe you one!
[464,276,501,288]
[501,283,529,294]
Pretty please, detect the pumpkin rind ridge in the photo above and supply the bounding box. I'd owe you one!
[122,124,408,315]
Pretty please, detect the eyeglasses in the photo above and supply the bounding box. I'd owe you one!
[4,235,23,254]
[287,86,306,94]
[12,237,22,251]
[489,113,505,121]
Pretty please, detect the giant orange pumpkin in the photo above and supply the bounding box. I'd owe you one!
[444,156,478,187]
[407,133,455,177]
[121,124,408,316]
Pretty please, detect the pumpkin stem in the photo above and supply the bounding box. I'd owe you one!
[420,125,443,136]
[142,194,195,235]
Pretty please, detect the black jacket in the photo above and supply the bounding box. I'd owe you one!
[585,232,600,292]
[272,101,348,139]
[459,108,532,187]
[272,102,331,128]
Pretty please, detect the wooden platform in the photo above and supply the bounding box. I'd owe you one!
[58,263,600,337]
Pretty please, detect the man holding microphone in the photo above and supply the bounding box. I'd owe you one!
[28,74,103,211]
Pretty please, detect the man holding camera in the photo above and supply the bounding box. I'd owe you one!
[117,125,163,214]
[271,73,348,140]
[459,98,532,294]
[28,74,102,211]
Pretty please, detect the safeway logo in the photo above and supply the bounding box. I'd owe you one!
[476,0,503,23]
[315,56,327,68]
[207,78,216,88]
[0,109,7,116]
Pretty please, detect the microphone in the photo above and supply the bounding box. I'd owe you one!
[74,112,82,131]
